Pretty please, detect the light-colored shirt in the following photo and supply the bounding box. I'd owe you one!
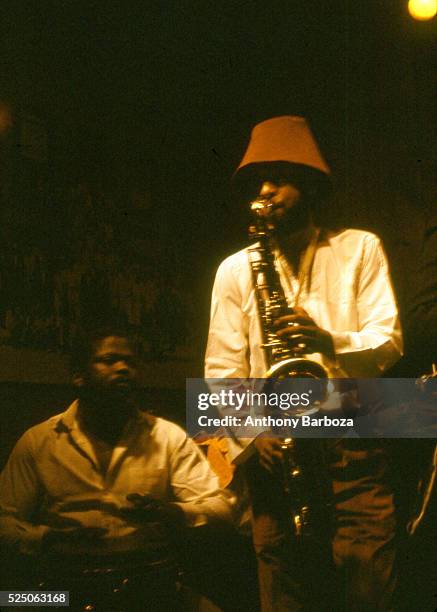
[0,401,235,555]
[205,229,402,462]
[205,228,402,379]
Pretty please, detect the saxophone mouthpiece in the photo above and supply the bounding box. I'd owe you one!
[251,199,266,212]
[250,197,273,214]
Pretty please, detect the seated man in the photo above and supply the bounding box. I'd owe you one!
[0,327,235,610]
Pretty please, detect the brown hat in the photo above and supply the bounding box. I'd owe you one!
[233,116,331,194]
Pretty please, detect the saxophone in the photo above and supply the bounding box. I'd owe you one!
[248,197,330,538]
[248,197,328,380]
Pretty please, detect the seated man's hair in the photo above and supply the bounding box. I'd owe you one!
[70,325,136,374]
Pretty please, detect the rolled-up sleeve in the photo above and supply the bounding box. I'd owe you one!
[331,234,402,375]
[169,431,236,527]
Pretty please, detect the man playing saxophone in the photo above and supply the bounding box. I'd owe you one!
[205,116,402,611]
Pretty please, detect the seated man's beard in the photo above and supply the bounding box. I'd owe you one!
[78,383,137,409]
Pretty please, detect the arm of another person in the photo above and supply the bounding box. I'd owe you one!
[408,213,437,369]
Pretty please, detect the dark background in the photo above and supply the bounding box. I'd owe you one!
[0,1,435,449]
[0,5,436,609]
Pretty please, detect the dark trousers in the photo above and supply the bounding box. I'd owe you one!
[247,442,397,612]
[178,524,260,611]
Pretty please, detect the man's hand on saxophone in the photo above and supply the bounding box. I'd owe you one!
[274,306,335,359]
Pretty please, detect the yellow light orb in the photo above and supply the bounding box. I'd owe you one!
[408,0,437,20]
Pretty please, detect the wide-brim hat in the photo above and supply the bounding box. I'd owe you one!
[233,116,331,196]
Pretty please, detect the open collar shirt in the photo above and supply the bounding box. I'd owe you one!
[206,228,402,380]
[0,401,235,555]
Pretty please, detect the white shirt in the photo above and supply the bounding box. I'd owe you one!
[0,402,235,555]
[206,228,402,379]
